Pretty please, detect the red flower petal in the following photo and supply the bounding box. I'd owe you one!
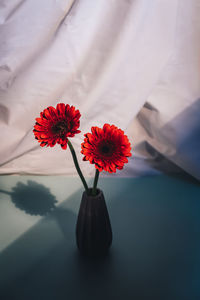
[33,103,81,149]
[56,103,66,116]
[81,124,132,173]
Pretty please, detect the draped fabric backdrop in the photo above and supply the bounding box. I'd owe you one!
[0,0,200,179]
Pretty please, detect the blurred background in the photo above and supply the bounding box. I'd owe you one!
[0,0,200,180]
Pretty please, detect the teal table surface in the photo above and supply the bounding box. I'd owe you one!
[0,175,200,300]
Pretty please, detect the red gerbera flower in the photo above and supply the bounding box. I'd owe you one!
[81,124,132,173]
[33,103,81,149]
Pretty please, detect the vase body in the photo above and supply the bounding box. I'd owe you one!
[76,189,112,257]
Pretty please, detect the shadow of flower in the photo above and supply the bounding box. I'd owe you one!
[9,180,57,216]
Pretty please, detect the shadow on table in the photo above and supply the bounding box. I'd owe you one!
[0,180,116,300]
[0,175,200,300]
[0,180,57,216]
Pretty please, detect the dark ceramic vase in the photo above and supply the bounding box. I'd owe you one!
[76,189,112,257]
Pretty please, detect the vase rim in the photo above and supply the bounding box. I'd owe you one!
[84,188,103,198]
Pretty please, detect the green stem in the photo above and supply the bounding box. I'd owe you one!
[92,169,99,196]
[67,140,89,193]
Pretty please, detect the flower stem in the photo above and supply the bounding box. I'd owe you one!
[92,168,99,196]
[67,139,89,193]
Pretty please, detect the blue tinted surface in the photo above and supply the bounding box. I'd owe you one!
[0,175,200,300]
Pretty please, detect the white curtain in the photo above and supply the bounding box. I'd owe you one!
[0,0,199,179]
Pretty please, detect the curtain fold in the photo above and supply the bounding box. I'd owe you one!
[0,0,199,179]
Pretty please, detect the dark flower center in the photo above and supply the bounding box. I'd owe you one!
[51,121,68,136]
[101,145,110,154]
[99,142,115,156]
